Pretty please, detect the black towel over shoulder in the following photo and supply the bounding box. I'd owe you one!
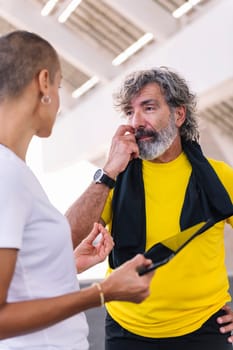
[109,140,233,269]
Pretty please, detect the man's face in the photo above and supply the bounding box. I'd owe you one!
[124,83,178,160]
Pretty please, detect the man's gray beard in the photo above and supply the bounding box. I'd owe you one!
[138,115,178,160]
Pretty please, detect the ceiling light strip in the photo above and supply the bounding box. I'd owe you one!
[58,0,82,23]
[41,0,59,16]
[112,32,154,66]
[72,76,99,99]
[172,0,202,18]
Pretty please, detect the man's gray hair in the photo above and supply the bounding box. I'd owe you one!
[113,67,199,141]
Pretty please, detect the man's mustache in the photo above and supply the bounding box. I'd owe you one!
[135,128,157,141]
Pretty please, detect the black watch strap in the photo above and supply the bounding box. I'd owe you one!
[93,169,116,189]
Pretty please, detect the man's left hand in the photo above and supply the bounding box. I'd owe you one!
[217,304,233,343]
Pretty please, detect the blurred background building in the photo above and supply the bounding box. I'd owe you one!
[0,1,232,347]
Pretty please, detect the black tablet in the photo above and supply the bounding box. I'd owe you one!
[138,219,214,276]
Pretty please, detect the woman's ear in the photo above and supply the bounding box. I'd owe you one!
[38,69,50,96]
[175,106,186,127]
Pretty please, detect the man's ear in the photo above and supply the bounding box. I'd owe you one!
[38,69,50,96]
[175,106,186,127]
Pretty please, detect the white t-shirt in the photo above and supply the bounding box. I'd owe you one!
[0,145,89,350]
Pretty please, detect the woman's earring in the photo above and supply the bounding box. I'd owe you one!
[41,95,52,104]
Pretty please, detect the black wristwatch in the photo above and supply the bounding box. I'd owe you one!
[93,168,115,189]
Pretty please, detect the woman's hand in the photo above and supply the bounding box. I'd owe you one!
[74,222,114,273]
[101,254,155,304]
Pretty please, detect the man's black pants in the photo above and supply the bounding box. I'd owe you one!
[105,309,232,350]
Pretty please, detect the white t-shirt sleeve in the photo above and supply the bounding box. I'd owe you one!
[0,163,32,249]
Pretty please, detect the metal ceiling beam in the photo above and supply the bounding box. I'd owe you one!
[198,79,233,111]
[0,0,122,80]
[104,0,178,42]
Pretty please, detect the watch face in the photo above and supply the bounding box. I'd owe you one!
[94,168,104,182]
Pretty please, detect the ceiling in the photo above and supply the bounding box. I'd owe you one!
[201,96,233,138]
[0,0,232,137]
[0,0,211,104]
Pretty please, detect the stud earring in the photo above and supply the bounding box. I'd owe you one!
[41,95,52,104]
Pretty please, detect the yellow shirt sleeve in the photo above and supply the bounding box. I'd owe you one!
[209,159,233,227]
